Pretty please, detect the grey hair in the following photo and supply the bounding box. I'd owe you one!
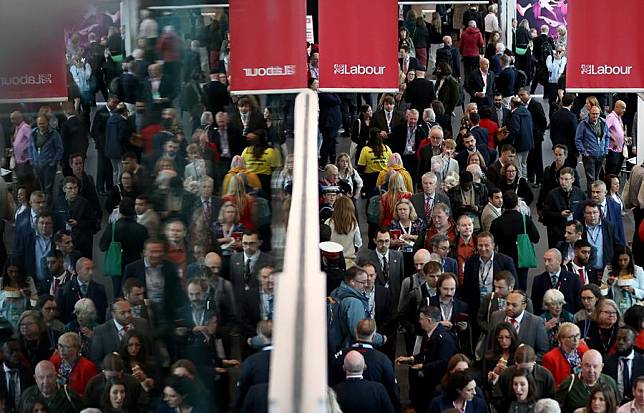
[495,42,506,54]
[74,298,97,326]
[423,108,436,123]
[543,288,565,309]
[534,399,561,413]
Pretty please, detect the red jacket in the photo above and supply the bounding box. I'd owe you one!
[50,353,98,397]
[541,342,589,388]
[459,27,484,57]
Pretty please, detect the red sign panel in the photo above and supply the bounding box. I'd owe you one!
[567,0,644,91]
[230,0,308,94]
[318,0,398,92]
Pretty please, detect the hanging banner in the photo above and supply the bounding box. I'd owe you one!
[567,0,644,92]
[0,1,69,103]
[230,0,308,94]
[318,0,398,92]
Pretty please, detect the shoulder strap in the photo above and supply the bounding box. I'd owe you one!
[111,221,117,242]
[568,373,575,392]
[522,213,527,234]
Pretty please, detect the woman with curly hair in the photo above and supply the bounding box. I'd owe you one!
[119,330,157,393]
[0,258,37,329]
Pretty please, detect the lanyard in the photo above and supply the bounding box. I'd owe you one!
[480,260,493,287]
[440,300,453,321]
[587,226,601,245]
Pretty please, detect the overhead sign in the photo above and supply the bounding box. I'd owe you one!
[567,0,644,92]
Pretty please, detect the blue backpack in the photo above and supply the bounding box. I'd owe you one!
[327,294,345,356]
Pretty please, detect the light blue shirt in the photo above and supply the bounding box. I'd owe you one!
[34,235,52,281]
[587,225,604,269]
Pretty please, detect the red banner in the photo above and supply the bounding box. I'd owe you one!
[567,0,644,92]
[318,0,398,92]
[230,0,308,94]
[0,1,68,102]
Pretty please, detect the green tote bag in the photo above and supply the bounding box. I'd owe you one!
[104,223,122,277]
[517,214,537,269]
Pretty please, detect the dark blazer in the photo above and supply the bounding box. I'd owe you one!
[429,394,487,413]
[465,69,495,108]
[428,296,468,324]
[478,292,535,333]
[239,287,267,339]
[374,284,395,337]
[496,67,517,97]
[461,252,518,318]
[333,378,394,413]
[89,317,151,364]
[443,257,458,274]
[372,109,404,135]
[582,220,618,271]
[0,362,36,413]
[412,324,458,407]
[604,352,644,400]
[573,198,626,245]
[90,106,111,153]
[469,125,489,147]
[490,210,540,264]
[550,108,579,156]
[492,105,512,128]
[399,57,420,74]
[542,186,586,245]
[202,80,230,115]
[60,115,89,160]
[105,113,132,160]
[229,252,275,302]
[531,270,582,314]
[563,261,599,286]
[241,383,268,413]
[236,349,271,409]
[507,106,534,152]
[13,231,54,282]
[526,98,548,142]
[99,217,149,271]
[436,75,461,115]
[410,191,451,224]
[356,249,404,310]
[456,145,492,170]
[55,276,108,325]
[211,127,242,159]
[488,309,549,357]
[405,78,436,113]
[389,123,426,155]
[52,195,96,258]
[228,111,266,153]
[123,259,187,323]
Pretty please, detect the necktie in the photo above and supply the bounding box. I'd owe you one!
[386,112,392,132]
[204,200,211,219]
[510,318,519,330]
[403,59,409,73]
[7,370,16,410]
[622,358,631,394]
[267,295,274,320]
[382,256,389,288]
[599,204,605,219]
[80,283,88,296]
[424,196,433,222]
[578,268,585,285]
[54,278,61,294]
[550,274,558,288]
[244,259,252,290]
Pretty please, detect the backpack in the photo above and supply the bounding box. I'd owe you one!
[435,47,451,68]
[327,295,345,356]
[366,194,382,225]
[540,39,554,64]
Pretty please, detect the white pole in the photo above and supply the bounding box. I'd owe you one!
[503,0,516,50]
[637,93,644,165]
[268,90,328,413]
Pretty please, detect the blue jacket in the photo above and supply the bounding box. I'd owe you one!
[575,117,609,158]
[319,93,342,130]
[28,126,63,167]
[429,394,487,413]
[334,281,385,347]
[105,113,132,159]
[508,106,534,152]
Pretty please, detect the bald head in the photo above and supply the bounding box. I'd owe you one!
[35,360,57,395]
[343,350,365,375]
[468,20,476,28]
[414,249,431,273]
[581,349,604,384]
[204,252,222,278]
[614,100,627,116]
[9,111,23,126]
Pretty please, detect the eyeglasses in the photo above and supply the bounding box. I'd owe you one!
[600,310,618,316]
[353,279,368,286]
[563,334,581,340]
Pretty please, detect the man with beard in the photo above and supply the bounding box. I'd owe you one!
[564,239,595,286]
[604,326,644,402]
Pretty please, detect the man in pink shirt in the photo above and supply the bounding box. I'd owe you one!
[605,100,627,175]
[10,111,33,180]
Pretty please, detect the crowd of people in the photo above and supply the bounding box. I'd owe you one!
[0,3,642,413]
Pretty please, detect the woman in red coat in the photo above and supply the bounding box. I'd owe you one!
[50,332,98,397]
[541,322,589,388]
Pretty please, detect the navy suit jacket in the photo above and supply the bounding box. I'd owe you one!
[604,352,644,400]
[334,378,394,413]
[429,296,469,324]
[456,145,491,170]
[469,125,489,147]
[573,198,626,245]
[443,257,458,275]
[582,220,618,271]
[530,270,582,314]
[461,253,517,319]
[14,231,54,282]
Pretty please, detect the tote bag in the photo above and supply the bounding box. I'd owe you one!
[104,223,123,277]
[517,214,536,268]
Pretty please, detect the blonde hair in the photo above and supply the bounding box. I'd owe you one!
[444,139,456,150]
[385,173,408,213]
[336,153,355,176]
[217,201,240,223]
[393,198,418,221]
[225,175,248,212]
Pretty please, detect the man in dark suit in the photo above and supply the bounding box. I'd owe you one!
[360,261,395,359]
[486,144,516,189]
[490,191,540,290]
[52,176,97,259]
[605,326,644,402]
[492,93,511,127]
[456,132,492,171]
[39,251,72,297]
[563,239,598,286]
[123,239,187,330]
[542,167,587,248]
[496,56,516,99]
[372,95,405,140]
[331,319,400,409]
[60,104,89,176]
[15,191,48,244]
[390,108,426,173]
[89,299,151,364]
[468,113,489,147]
[228,97,266,155]
[398,45,419,76]
[235,321,272,410]
[410,172,451,225]
[14,212,56,284]
[487,290,549,358]
[55,258,108,325]
[519,89,547,186]
[203,71,230,115]
[581,201,618,278]
[465,58,495,109]
[0,339,35,413]
[239,265,275,344]
[549,94,579,168]
[573,180,626,245]
[395,306,457,413]
[531,249,582,314]
[429,273,469,346]
[435,35,461,79]
[333,351,394,413]
[318,92,343,165]
[477,271,535,336]
[404,68,436,114]
[357,229,405,311]
[538,145,582,214]
[229,231,275,303]
[461,232,518,326]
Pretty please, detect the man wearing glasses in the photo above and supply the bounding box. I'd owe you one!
[358,229,404,311]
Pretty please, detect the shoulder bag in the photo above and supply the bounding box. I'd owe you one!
[517,213,537,268]
[104,222,123,277]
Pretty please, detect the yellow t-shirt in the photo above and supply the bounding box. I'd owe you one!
[241,147,282,175]
[358,145,393,174]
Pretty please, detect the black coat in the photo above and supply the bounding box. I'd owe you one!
[61,115,89,160]
[549,108,579,156]
[461,253,518,317]
[55,276,108,324]
[334,378,394,413]
[469,125,489,147]
[526,98,548,142]
[203,80,230,115]
[537,162,581,210]
[490,209,540,264]
[542,186,586,245]
[531,270,582,314]
[389,123,426,156]
[228,111,266,153]
[52,195,96,258]
[405,78,436,113]
[236,349,271,409]
[372,109,404,136]
[605,352,644,401]
[105,113,132,160]
[99,217,149,270]
[466,69,495,108]
[496,67,517,97]
[436,75,461,115]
